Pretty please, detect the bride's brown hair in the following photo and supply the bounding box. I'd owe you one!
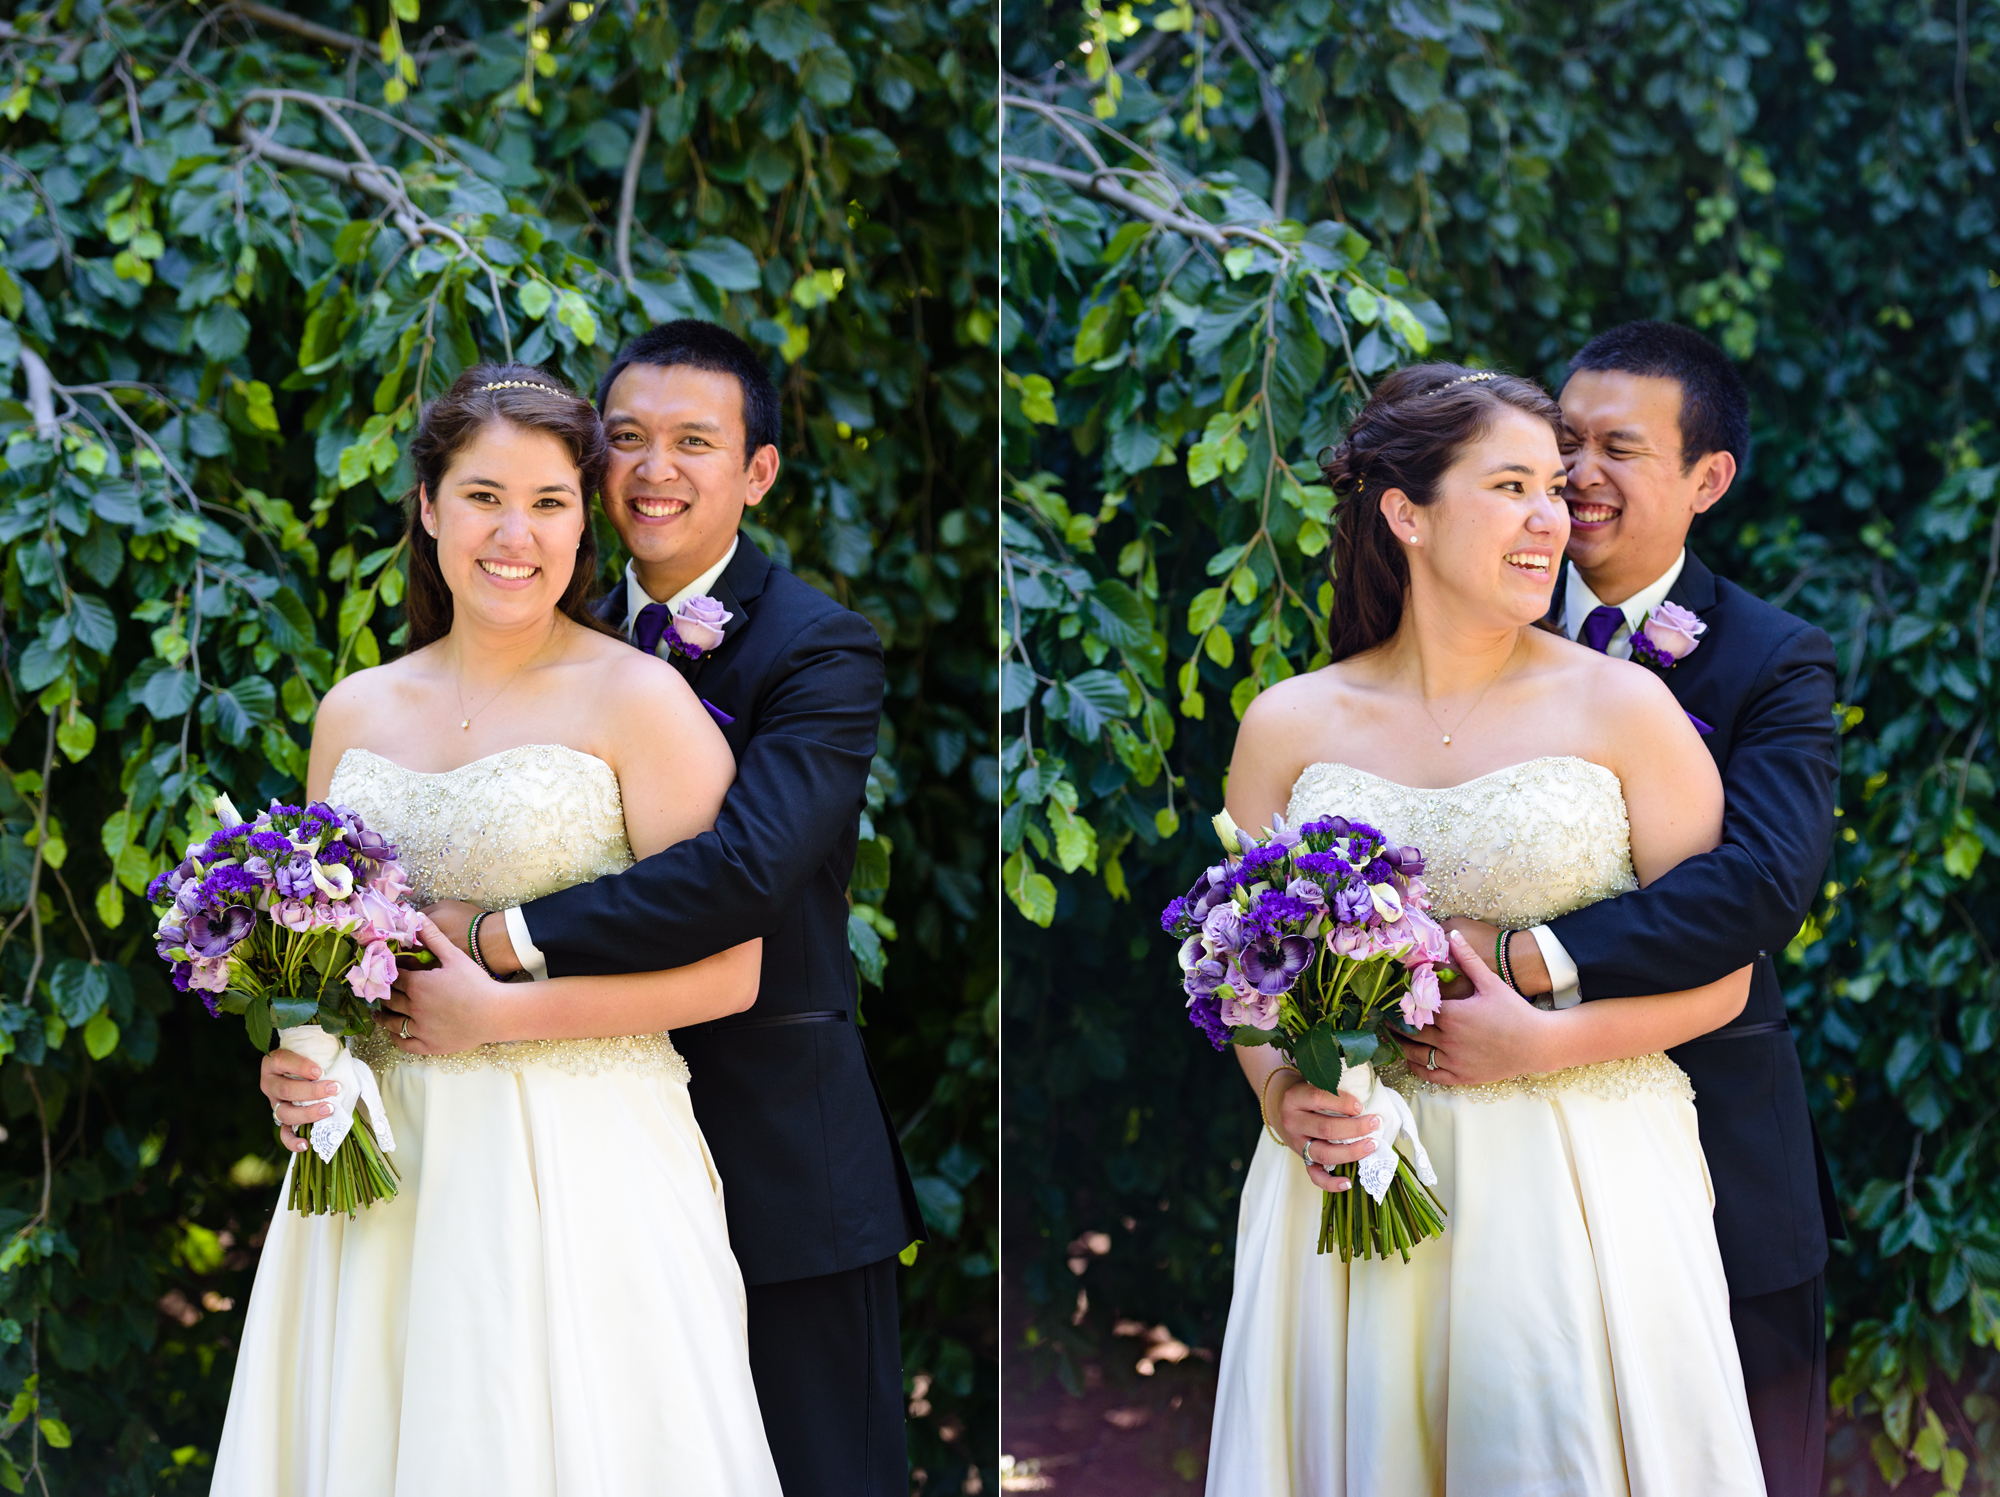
[1317,363,1564,663]
[399,364,614,652]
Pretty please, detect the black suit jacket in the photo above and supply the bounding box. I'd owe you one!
[1547,549,1843,1299]
[522,538,924,1286]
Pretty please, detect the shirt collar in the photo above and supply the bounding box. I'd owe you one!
[1563,548,1687,644]
[623,536,739,638]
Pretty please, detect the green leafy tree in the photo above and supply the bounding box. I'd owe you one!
[1002,0,1999,1488]
[0,0,995,1490]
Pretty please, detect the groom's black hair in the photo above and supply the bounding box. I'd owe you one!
[1565,321,1749,475]
[595,319,781,466]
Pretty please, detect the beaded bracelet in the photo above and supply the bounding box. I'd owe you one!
[1260,1065,1302,1147]
[467,910,493,977]
[1494,928,1516,992]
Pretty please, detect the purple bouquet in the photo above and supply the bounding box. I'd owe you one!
[149,794,432,1215]
[1163,809,1450,1261]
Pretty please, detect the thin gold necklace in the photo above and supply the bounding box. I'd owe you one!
[1413,640,1517,747]
[453,634,550,731]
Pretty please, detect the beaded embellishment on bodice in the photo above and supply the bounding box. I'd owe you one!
[329,745,688,1082]
[1286,755,1691,1104]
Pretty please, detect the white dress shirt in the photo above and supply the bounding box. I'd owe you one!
[1526,550,1688,1007]
[501,538,741,981]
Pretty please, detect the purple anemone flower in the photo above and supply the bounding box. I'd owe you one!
[1182,865,1233,923]
[184,905,254,959]
[1237,933,1313,995]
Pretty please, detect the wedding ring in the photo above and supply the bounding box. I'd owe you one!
[399,1016,412,1040]
[1301,1140,1316,1169]
[1426,1046,1439,1071]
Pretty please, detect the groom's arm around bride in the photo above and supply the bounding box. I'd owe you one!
[426,322,920,1497]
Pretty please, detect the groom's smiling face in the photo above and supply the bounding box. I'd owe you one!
[599,363,781,600]
[1558,370,1735,604]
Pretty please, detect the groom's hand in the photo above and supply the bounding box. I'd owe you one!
[1438,917,1551,999]
[423,899,522,977]
[1397,931,1557,1086]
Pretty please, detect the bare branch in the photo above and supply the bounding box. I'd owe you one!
[1209,2,1289,219]
[221,1,379,58]
[239,88,459,166]
[616,104,654,293]
[1003,154,1222,245]
[18,351,58,441]
[1002,154,1291,258]
[232,118,421,241]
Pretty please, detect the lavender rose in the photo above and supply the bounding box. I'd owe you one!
[1642,600,1707,660]
[671,595,734,654]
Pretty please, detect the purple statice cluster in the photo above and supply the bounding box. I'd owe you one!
[149,795,424,1016]
[1163,812,1447,1051]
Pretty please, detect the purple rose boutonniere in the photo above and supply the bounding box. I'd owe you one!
[665,595,733,660]
[1628,601,1707,672]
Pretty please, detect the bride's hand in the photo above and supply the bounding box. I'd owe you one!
[1395,931,1553,1086]
[377,915,520,1056]
[1272,1075,1378,1195]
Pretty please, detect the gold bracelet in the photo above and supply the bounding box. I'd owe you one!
[1260,1065,1302,1147]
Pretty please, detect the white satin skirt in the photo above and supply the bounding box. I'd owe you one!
[1206,1058,1764,1496]
[210,1055,781,1496]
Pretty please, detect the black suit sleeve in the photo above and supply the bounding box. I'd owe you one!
[520,608,884,977]
[1547,624,1839,1000]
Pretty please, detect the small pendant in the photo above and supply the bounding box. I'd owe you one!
[1441,734,1451,745]
[460,719,471,730]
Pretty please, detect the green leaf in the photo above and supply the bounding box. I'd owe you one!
[36,1418,70,1450]
[49,959,110,1026]
[82,1012,119,1060]
[55,713,95,762]
[800,47,856,106]
[1002,850,1057,927]
[93,880,123,930]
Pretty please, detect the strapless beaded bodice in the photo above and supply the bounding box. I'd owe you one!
[330,745,687,1081]
[1287,755,1689,1104]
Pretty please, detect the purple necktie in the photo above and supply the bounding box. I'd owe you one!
[1580,605,1624,654]
[633,601,676,657]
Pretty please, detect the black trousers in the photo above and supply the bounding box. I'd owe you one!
[1732,1272,1826,1497]
[745,1255,907,1497]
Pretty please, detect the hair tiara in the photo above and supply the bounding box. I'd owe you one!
[476,379,573,396]
[1430,371,1498,393]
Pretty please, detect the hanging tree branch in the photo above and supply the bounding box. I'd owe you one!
[615,104,654,293]
[1208,2,1289,220]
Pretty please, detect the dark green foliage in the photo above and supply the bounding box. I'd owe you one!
[0,1,994,1489]
[1002,0,1999,1484]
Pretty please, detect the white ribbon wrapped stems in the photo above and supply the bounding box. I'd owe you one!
[1338,1060,1437,1203]
[278,1024,396,1164]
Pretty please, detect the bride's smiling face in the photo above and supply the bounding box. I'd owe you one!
[1380,406,1570,626]
[419,420,586,626]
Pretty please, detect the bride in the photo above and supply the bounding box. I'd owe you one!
[212,366,781,1494]
[1207,365,1764,1494]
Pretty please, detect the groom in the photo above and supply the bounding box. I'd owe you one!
[384,321,920,1494]
[1424,321,1842,1496]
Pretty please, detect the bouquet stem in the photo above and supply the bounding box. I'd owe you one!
[1318,1155,1447,1262]
[286,1121,399,1216]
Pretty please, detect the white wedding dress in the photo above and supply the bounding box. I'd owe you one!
[1206,756,1763,1496]
[211,744,781,1496]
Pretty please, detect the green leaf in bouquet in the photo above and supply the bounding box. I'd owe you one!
[1293,1020,1348,1092]
[270,996,319,1030]
[245,996,273,1053]
[1334,1028,1382,1068]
